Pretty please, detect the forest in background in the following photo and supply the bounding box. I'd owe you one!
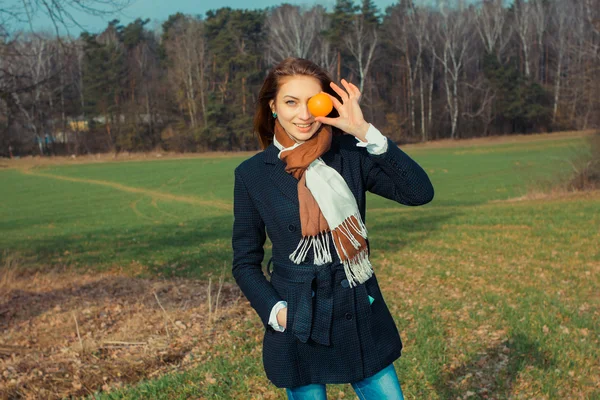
[1,0,599,155]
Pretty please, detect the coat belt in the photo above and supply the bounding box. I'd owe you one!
[272,261,343,346]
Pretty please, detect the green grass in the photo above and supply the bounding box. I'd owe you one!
[2,132,598,399]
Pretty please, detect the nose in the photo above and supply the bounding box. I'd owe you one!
[299,103,311,120]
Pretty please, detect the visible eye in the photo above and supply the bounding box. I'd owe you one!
[286,100,296,106]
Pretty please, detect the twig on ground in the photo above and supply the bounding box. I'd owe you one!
[207,263,227,326]
[207,277,212,322]
[153,291,175,338]
[0,346,24,356]
[101,341,147,348]
[73,313,84,353]
[213,262,226,322]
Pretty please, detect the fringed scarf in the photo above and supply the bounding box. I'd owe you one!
[273,119,373,288]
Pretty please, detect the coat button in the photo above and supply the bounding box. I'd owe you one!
[345,312,353,320]
[288,224,296,232]
[341,279,349,288]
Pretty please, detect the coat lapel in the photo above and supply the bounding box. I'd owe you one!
[265,144,300,205]
[263,137,343,206]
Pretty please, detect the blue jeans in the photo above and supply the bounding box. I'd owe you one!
[285,363,405,400]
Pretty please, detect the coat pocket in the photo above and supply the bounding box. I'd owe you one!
[364,273,403,356]
[269,273,300,332]
[364,274,384,312]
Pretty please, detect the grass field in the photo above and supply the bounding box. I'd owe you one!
[1,131,599,399]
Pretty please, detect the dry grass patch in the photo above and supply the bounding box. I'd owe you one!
[497,188,600,203]
[1,150,258,170]
[0,265,244,399]
[404,130,594,150]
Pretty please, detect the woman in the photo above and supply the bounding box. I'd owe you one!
[232,57,434,399]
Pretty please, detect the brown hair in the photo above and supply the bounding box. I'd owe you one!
[254,57,341,149]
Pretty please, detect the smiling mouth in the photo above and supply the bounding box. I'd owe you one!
[294,122,315,128]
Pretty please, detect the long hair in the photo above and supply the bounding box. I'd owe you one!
[254,57,341,149]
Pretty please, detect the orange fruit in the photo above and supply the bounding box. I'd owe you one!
[307,92,333,117]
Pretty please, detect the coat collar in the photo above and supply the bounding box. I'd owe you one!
[263,138,343,205]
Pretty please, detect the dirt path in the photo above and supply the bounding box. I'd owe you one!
[18,168,232,211]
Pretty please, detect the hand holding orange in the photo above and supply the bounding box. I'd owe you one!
[313,79,369,141]
[308,92,334,117]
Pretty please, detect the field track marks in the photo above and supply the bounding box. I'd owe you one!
[130,198,158,222]
[19,169,232,211]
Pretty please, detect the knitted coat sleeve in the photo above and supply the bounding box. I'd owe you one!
[232,167,282,330]
[362,138,434,206]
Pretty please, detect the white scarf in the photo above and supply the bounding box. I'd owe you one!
[274,136,373,287]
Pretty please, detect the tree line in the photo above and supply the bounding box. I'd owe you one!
[1,0,599,156]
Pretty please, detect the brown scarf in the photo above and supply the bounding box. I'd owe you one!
[274,119,373,287]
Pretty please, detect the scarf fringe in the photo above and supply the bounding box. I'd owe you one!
[342,248,373,288]
[289,231,332,266]
[289,213,373,288]
[336,212,368,250]
[333,213,372,287]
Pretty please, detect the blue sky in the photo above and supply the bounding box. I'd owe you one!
[15,0,403,35]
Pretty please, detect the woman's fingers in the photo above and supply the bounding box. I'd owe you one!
[341,79,355,98]
[323,92,343,112]
[348,81,361,99]
[332,79,361,102]
[330,79,361,103]
[341,78,361,98]
[329,81,349,102]
[315,116,338,126]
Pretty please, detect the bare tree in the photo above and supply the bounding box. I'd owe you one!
[311,6,337,77]
[431,0,474,139]
[266,5,323,63]
[387,3,431,140]
[386,6,412,135]
[530,0,548,82]
[581,0,600,127]
[164,16,206,129]
[344,14,378,93]
[550,0,570,123]
[410,5,431,141]
[513,0,533,78]
[1,0,131,36]
[0,0,132,153]
[10,33,59,152]
[474,0,511,60]
[563,0,600,129]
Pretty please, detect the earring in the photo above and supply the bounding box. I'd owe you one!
[272,111,277,118]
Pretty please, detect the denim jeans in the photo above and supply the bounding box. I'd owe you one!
[285,363,405,400]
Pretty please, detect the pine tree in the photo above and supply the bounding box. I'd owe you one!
[361,0,380,26]
[81,23,127,151]
[325,0,359,80]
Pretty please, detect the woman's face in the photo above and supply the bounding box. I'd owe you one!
[269,75,323,144]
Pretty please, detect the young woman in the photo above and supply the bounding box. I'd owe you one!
[232,57,434,399]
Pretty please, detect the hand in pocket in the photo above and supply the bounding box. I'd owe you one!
[277,307,288,329]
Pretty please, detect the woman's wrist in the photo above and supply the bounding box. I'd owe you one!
[353,121,370,143]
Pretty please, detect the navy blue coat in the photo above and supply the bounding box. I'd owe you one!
[232,133,434,388]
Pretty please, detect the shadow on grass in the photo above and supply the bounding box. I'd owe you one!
[434,332,556,399]
[368,209,458,251]
[10,208,457,281]
[12,215,234,279]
